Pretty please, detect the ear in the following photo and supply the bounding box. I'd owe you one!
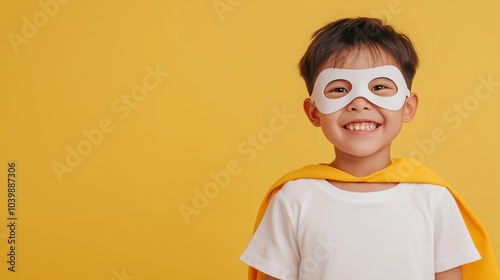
[403,93,418,123]
[303,98,321,127]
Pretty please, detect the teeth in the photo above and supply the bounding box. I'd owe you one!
[345,122,378,131]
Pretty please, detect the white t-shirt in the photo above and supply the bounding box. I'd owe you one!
[241,179,481,280]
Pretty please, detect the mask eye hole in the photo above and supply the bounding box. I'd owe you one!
[369,77,398,97]
[324,79,352,99]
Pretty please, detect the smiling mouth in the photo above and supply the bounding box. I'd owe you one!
[343,122,380,131]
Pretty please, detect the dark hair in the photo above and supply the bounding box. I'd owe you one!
[298,17,419,95]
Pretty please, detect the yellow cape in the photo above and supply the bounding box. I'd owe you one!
[248,158,500,280]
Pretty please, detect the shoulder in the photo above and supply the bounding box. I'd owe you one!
[280,178,324,190]
[276,178,326,200]
[406,183,451,194]
[403,183,456,205]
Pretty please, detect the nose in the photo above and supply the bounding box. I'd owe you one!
[347,97,373,111]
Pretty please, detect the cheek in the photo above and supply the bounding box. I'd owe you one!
[383,113,404,134]
[318,113,342,129]
[318,116,343,142]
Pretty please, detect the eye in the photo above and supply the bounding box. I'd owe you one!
[372,85,387,91]
[329,87,349,93]
[369,78,398,97]
[324,79,352,99]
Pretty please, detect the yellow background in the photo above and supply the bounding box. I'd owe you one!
[1,0,499,279]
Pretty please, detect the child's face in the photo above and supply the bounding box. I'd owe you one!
[303,47,418,161]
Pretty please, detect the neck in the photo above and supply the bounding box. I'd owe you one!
[330,149,392,177]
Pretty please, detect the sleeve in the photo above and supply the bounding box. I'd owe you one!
[240,191,300,280]
[433,188,482,272]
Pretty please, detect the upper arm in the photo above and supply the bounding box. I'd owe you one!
[435,266,462,280]
[433,189,480,271]
[241,190,300,277]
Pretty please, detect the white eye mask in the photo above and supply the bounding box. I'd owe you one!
[310,65,410,114]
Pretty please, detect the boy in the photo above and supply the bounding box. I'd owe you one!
[240,17,499,280]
